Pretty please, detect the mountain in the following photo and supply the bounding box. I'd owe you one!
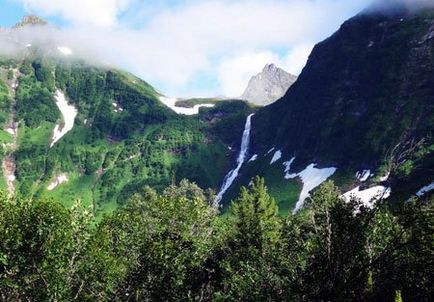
[218,6,434,212]
[2,6,434,217]
[13,15,48,29]
[0,18,253,216]
[241,64,297,106]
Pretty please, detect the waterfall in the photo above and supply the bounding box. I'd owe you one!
[215,113,254,204]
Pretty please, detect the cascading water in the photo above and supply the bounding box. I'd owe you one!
[215,113,254,204]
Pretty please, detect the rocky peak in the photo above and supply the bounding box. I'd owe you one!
[13,15,48,29]
[263,63,278,73]
[241,64,297,106]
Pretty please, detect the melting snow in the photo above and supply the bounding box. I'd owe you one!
[416,182,434,197]
[215,114,254,203]
[51,90,78,147]
[283,157,296,179]
[270,150,282,164]
[343,186,391,209]
[267,147,275,154]
[356,170,371,182]
[249,154,258,162]
[47,174,69,191]
[290,163,337,213]
[57,46,72,55]
[380,172,390,182]
[112,101,124,113]
[159,96,214,115]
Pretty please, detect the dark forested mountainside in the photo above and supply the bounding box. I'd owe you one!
[222,7,434,210]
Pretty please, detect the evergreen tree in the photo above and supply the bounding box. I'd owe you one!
[216,177,283,301]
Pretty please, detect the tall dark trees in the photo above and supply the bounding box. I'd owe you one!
[0,179,432,301]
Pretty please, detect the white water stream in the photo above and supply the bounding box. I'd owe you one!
[215,114,254,203]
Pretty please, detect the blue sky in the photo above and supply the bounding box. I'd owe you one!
[0,0,375,97]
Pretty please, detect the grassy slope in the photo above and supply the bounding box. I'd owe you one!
[0,58,251,218]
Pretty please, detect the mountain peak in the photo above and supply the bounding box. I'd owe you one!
[263,63,278,72]
[13,15,48,29]
[241,64,297,106]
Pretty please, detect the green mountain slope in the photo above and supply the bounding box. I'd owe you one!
[0,55,252,216]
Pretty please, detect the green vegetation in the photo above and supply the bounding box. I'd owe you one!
[5,58,252,218]
[0,130,12,145]
[220,152,302,214]
[0,178,432,301]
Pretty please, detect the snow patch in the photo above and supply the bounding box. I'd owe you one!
[57,46,72,55]
[216,114,254,203]
[6,128,15,135]
[159,96,214,115]
[267,147,275,154]
[343,186,391,209]
[270,150,282,164]
[283,157,296,179]
[356,170,371,182]
[47,174,69,191]
[291,163,337,213]
[416,182,434,197]
[380,172,390,182]
[112,101,124,113]
[51,90,78,147]
[248,154,258,162]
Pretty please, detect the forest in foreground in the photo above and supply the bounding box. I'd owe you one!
[0,177,432,302]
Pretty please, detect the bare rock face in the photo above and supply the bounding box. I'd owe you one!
[13,15,48,29]
[241,64,297,106]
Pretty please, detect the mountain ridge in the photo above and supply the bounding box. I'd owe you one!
[13,15,48,29]
[217,7,434,209]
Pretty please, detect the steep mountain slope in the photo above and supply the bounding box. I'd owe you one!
[0,18,252,215]
[219,6,434,211]
[241,64,297,106]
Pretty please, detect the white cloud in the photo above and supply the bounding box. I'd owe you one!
[215,44,314,97]
[282,44,315,75]
[217,51,281,97]
[18,0,132,27]
[9,0,374,97]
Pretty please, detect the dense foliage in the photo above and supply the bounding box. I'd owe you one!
[0,178,432,301]
[0,58,252,214]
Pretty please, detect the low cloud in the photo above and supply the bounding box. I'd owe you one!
[5,0,374,97]
[367,0,434,13]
